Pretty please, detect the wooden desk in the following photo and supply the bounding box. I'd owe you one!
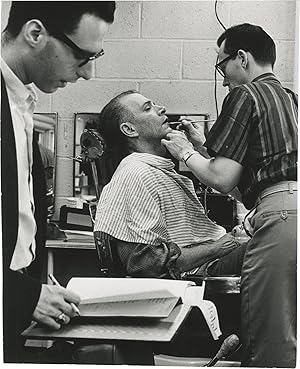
[45,239,97,284]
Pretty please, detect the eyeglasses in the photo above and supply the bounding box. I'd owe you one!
[215,52,237,78]
[52,32,105,67]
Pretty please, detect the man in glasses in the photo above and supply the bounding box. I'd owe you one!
[162,23,297,367]
[1,1,115,362]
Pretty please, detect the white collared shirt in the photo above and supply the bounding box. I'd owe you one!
[1,57,37,271]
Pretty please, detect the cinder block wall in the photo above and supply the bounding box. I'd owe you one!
[1,1,297,218]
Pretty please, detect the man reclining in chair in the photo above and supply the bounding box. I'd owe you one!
[94,90,246,279]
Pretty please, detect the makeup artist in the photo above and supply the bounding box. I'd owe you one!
[162,23,297,368]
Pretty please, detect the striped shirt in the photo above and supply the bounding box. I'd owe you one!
[94,152,225,247]
[204,73,298,209]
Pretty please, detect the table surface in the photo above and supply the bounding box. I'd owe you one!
[22,304,191,342]
[46,239,95,249]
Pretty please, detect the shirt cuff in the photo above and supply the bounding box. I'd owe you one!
[165,241,182,279]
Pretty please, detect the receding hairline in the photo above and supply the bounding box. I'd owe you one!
[115,91,142,120]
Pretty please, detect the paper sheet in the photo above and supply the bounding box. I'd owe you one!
[67,277,195,304]
[183,284,222,340]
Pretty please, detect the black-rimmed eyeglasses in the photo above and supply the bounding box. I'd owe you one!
[215,53,237,78]
[53,32,105,67]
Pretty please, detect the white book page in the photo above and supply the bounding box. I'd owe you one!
[183,283,221,340]
[67,277,195,303]
[80,296,179,317]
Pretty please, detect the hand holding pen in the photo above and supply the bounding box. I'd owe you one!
[32,277,81,330]
[49,274,81,320]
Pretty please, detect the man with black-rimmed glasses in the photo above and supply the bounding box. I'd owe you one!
[162,23,297,367]
[1,1,115,362]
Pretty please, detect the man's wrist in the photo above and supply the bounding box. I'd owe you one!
[181,150,199,165]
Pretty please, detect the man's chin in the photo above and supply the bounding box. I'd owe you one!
[36,85,59,94]
[47,87,59,93]
[35,81,69,93]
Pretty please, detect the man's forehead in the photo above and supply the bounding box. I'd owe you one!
[69,13,108,54]
[121,93,149,109]
[218,40,227,58]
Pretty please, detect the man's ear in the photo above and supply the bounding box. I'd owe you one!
[120,122,139,138]
[237,49,248,68]
[23,19,48,48]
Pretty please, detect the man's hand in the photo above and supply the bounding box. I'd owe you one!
[32,284,81,330]
[181,120,205,144]
[161,130,194,161]
[180,120,209,157]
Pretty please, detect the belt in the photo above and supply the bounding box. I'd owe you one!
[259,181,297,201]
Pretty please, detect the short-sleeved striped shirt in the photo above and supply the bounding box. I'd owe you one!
[204,73,298,209]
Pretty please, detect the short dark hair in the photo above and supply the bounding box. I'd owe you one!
[217,23,276,67]
[98,90,139,171]
[4,1,116,38]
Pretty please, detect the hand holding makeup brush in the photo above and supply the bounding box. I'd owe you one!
[179,119,210,158]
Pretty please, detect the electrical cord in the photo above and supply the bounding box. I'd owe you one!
[199,1,226,192]
[214,54,219,118]
[214,0,227,119]
[214,0,227,30]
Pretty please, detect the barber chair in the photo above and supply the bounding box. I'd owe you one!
[94,232,127,277]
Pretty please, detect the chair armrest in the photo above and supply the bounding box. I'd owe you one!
[94,231,126,277]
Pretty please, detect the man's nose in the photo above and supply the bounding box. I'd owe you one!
[157,105,166,115]
[77,62,93,80]
[223,76,229,87]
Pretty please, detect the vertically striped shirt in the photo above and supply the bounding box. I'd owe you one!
[205,73,298,209]
[94,153,225,247]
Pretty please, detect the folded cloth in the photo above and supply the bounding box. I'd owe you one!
[95,153,225,248]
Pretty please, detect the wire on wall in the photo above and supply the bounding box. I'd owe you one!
[214,54,219,118]
[214,0,226,118]
[201,0,227,205]
[214,0,227,31]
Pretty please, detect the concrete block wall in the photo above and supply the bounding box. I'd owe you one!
[1,1,298,218]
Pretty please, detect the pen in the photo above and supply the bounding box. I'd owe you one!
[48,273,81,316]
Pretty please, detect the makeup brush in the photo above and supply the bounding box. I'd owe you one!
[168,119,215,129]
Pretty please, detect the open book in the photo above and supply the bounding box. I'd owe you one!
[67,277,196,318]
[67,277,221,340]
[22,278,221,342]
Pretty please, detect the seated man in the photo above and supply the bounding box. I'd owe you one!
[94,90,246,279]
